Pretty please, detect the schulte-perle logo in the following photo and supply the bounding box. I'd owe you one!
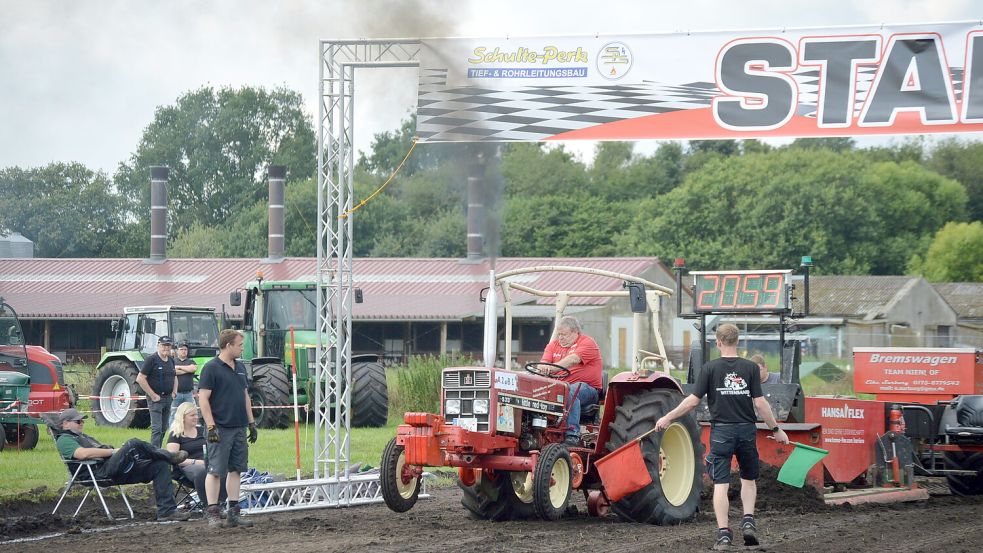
[718,372,750,396]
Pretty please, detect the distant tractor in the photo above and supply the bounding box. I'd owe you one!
[230,277,388,429]
[380,266,703,522]
[0,297,73,450]
[91,306,220,428]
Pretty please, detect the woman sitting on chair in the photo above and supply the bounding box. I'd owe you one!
[167,402,226,507]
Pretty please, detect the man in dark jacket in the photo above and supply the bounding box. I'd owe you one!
[136,335,177,447]
[53,408,191,521]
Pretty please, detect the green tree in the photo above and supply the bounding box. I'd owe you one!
[615,149,966,274]
[787,137,855,152]
[927,139,983,222]
[501,194,637,257]
[0,163,126,257]
[908,221,983,282]
[114,85,316,245]
[501,143,589,198]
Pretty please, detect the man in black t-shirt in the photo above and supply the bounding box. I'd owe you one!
[136,335,177,447]
[168,341,197,427]
[655,324,789,550]
[199,329,258,528]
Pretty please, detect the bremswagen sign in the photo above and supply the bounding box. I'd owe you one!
[416,21,983,141]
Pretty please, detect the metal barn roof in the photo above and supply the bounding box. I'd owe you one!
[0,257,669,320]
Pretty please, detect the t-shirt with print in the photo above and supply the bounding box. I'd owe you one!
[540,334,602,389]
[693,356,762,424]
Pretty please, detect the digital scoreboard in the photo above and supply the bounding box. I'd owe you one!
[690,270,792,313]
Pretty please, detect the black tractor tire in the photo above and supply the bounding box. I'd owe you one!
[92,360,150,428]
[532,443,572,520]
[351,361,388,428]
[460,470,537,521]
[605,388,703,525]
[3,423,40,450]
[945,450,983,496]
[380,437,421,512]
[249,363,292,429]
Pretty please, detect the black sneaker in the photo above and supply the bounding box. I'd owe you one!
[563,435,581,447]
[713,528,734,550]
[741,515,759,546]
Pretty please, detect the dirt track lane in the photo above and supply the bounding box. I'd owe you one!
[3,480,981,553]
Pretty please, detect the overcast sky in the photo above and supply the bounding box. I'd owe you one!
[0,0,979,174]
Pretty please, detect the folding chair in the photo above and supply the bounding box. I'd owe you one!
[52,459,135,521]
[173,468,202,514]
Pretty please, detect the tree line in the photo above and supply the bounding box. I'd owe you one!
[1,86,980,282]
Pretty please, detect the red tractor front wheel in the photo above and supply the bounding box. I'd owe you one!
[380,437,421,512]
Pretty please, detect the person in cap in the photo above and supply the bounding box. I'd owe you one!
[52,407,192,521]
[168,340,197,427]
[136,335,178,447]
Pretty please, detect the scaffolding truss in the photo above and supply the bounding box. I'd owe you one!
[238,39,422,511]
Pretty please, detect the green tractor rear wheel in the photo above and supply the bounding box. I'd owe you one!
[249,363,292,429]
[92,360,149,428]
[351,361,388,428]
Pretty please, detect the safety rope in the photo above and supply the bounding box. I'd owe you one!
[338,139,417,219]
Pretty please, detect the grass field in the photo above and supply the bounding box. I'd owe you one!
[0,422,400,499]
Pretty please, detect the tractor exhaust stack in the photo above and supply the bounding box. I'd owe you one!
[148,166,168,263]
[265,165,287,263]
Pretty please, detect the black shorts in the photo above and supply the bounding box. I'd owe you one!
[705,422,759,484]
[206,426,248,476]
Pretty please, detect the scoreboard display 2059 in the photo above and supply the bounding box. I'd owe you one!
[690,270,792,314]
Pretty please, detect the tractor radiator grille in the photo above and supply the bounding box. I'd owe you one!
[442,370,490,389]
[444,389,490,433]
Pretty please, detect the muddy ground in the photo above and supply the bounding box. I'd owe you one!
[2,476,980,553]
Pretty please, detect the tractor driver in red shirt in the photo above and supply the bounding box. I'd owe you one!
[540,316,603,447]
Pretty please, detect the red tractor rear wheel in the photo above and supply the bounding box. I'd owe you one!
[604,388,703,525]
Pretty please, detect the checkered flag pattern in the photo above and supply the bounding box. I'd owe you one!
[417,68,717,142]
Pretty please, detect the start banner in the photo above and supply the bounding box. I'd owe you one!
[416,21,983,142]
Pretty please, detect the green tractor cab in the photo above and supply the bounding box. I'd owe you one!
[91,306,219,428]
[231,278,388,429]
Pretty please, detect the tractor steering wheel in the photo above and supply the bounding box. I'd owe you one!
[524,362,571,379]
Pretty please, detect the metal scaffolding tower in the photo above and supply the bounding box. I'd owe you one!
[244,39,426,514]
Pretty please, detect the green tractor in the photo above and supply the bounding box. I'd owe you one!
[91,306,220,428]
[230,278,388,429]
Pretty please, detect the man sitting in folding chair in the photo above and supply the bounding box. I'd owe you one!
[52,408,193,522]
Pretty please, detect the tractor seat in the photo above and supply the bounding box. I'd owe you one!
[945,395,983,440]
[579,375,609,424]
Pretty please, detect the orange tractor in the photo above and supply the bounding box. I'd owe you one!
[380,266,704,522]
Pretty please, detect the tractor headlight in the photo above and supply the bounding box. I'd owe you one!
[445,399,461,415]
[472,399,489,415]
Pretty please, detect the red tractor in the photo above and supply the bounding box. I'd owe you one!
[0,297,73,451]
[380,266,704,522]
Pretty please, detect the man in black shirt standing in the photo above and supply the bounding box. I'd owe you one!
[199,329,258,528]
[136,335,177,448]
[168,340,197,427]
[655,324,789,550]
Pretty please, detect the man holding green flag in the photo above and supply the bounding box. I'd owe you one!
[656,323,789,550]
